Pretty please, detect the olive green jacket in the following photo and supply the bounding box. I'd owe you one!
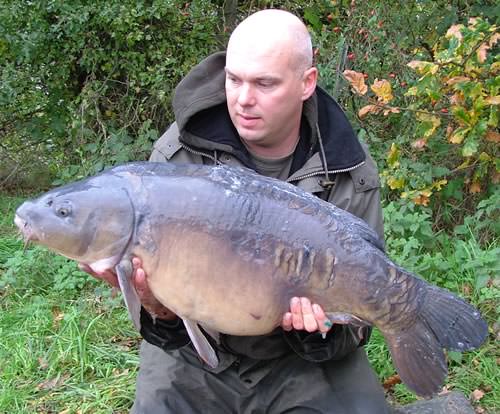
[142,51,384,367]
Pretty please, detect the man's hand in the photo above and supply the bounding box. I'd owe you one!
[79,258,177,321]
[281,297,332,335]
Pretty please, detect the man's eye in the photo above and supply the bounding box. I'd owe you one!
[258,81,274,88]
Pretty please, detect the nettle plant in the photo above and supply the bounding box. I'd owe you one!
[344,18,499,207]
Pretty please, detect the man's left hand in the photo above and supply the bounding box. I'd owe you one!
[281,297,332,335]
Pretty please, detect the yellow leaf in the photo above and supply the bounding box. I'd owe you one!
[387,143,400,168]
[477,43,490,63]
[343,70,368,95]
[416,113,441,138]
[446,24,464,41]
[358,104,381,118]
[478,152,491,162]
[407,60,439,75]
[433,179,448,191]
[491,62,500,74]
[446,76,470,85]
[449,127,469,144]
[485,96,500,105]
[404,86,418,96]
[371,79,393,103]
[387,176,405,190]
[485,130,500,143]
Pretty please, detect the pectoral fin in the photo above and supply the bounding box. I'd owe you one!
[325,312,371,341]
[183,318,219,368]
[116,259,142,331]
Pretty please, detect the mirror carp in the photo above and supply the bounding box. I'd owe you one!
[14,162,488,397]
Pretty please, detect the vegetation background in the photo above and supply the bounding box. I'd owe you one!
[1,0,498,412]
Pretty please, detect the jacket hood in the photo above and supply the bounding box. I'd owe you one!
[172,51,365,173]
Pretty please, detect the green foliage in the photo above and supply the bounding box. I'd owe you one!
[1,0,224,185]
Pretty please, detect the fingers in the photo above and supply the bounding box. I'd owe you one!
[281,297,332,334]
[78,263,119,288]
[131,258,177,320]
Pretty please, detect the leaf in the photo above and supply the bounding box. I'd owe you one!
[449,92,465,106]
[371,79,393,103]
[446,24,464,41]
[413,189,432,206]
[412,138,427,149]
[343,70,368,95]
[387,176,405,190]
[469,181,481,194]
[485,130,500,143]
[383,107,400,116]
[489,32,500,47]
[446,76,470,85]
[358,104,381,118]
[471,389,485,402]
[449,127,469,144]
[432,179,448,190]
[387,143,400,168]
[383,374,402,390]
[477,43,490,63]
[407,60,439,75]
[485,96,500,105]
[416,113,441,138]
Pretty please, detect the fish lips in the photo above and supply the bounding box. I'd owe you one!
[14,214,38,243]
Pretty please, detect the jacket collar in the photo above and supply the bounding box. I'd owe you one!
[172,52,365,174]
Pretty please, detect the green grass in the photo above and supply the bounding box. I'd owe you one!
[1,193,498,412]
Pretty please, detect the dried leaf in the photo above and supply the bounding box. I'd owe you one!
[38,357,49,370]
[383,374,402,390]
[469,181,481,194]
[446,76,470,85]
[492,171,500,184]
[477,43,490,63]
[412,138,427,149]
[471,389,485,401]
[485,130,500,143]
[343,70,368,95]
[413,189,432,206]
[358,104,381,118]
[37,374,69,391]
[449,92,465,106]
[371,79,393,103]
[383,107,400,116]
[485,96,500,105]
[489,32,500,47]
[446,24,464,41]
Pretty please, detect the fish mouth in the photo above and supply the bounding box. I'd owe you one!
[14,214,38,245]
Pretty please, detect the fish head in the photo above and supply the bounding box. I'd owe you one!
[14,176,135,267]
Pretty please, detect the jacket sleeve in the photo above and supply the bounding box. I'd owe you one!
[139,308,191,351]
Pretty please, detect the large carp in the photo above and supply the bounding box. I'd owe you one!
[14,162,487,397]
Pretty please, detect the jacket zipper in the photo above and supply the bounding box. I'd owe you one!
[180,142,365,183]
[286,161,365,184]
[180,143,221,164]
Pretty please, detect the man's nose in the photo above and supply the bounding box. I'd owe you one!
[237,83,256,106]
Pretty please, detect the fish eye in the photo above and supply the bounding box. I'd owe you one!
[56,206,71,217]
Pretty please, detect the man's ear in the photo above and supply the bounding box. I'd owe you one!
[301,67,318,101]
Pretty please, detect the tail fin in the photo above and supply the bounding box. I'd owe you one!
[385,285,488,398]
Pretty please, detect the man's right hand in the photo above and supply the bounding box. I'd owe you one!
[79,257,177,321]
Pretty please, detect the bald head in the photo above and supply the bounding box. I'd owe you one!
[227,9,313,75]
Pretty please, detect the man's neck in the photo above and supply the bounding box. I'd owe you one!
[243,133,300,159]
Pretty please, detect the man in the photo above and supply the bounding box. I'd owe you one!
[87,9,390,413]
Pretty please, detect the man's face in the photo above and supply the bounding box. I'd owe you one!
[225,46,306,150]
